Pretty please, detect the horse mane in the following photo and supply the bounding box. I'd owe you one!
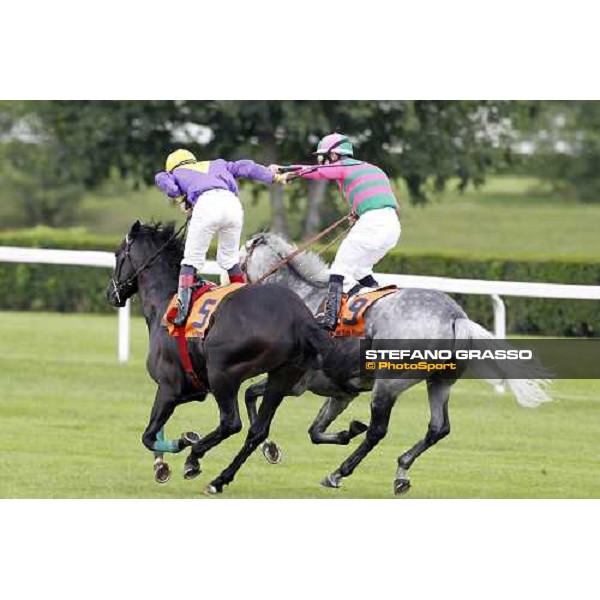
[134,221,184,267]
[261,232,330,287]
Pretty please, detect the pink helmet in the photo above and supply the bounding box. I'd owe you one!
[314,133,354,156]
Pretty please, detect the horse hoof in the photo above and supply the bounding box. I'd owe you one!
[183,462,202,480]
[262,440,283,465]
[154,462,171,484]
[204,483,221,495]
[181,431,202,447]
[394,478,411,495]
[321,472,342,489]
[349,420,369,438]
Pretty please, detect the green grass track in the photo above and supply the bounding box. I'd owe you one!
[1,312,599,498]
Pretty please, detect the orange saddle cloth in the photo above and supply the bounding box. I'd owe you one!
[163,282,246,338]
[333,285,398,338]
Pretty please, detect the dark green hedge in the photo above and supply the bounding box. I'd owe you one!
[1,228,599,336]
[0,228,217,315]
[319,247,600,337]
[0,228,119,314]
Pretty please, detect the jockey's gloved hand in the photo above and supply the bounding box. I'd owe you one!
[178,202,192,217]
[273,173,290,185]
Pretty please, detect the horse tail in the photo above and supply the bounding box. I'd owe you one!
[453,317,552,408]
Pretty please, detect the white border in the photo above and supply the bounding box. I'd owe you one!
[3,0,599,594]
[1,501,597,599]
[3,1,600,99]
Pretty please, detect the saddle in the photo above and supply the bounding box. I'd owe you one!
[333,285,398,338]
[162,282,246,391]
[163,282,246,338]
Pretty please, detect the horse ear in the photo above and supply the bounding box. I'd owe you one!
[130,220,141,236]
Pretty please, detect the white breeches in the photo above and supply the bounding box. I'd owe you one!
[182,189,244,272]
[330,207,401,285]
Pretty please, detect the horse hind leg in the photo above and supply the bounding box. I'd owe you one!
[184,373,244,480]
[308,395,365,445]
[322,378,417,489]
[394,378,453,495]
[245,378,282,465]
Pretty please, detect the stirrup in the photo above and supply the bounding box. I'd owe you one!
[170,301,190,327]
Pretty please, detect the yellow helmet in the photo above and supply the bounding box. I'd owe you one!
[165,149,197,173]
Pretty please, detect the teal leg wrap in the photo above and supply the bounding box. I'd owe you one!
[154,427,165,459]
[152,438,181,453]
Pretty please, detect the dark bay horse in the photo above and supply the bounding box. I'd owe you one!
[241,232,552,495]
[106,221,332,490]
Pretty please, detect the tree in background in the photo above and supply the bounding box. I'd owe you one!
[521,101,600,202]
[32,100,190,188]
[0,101,85,227]
[200,101,320,235]
[203,101,528,232]
[1,100,538,232]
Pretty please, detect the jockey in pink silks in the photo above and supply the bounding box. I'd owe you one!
[272,133,401,331]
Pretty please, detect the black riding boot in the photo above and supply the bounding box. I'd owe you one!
[171,265,197,327]
[317,275,344,331]
[348,274,380,297]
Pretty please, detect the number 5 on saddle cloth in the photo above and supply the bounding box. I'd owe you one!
[162,282,246,339]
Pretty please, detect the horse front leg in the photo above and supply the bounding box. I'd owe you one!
[245,379,282,464]
[183,374,243,480]
[153,427,169,483]
[207,366,305,494]
[321,379,412,490]
[143,385,195,484]
[308,395,367,445]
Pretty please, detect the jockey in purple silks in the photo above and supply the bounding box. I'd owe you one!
[155,149,284,326]
[273,133,401,331]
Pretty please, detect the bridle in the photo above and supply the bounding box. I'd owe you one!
[111,234,137,306]
[241,234,281,285]
[111,220,189,306]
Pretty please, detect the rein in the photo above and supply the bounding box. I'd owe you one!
[244,158,367,284]
[280,160,366,180]
[246,213,355,285]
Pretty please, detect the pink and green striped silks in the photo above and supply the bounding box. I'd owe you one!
[291,158,397,217]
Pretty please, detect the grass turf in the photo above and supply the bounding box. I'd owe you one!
[1,311,599,498]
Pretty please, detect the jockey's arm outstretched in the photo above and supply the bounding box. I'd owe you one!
[156,149,285,326]
[273,133,401,331]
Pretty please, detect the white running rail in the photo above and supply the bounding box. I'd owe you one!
[1,245,599,363]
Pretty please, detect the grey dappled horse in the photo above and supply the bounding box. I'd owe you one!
[242,233,551,495]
